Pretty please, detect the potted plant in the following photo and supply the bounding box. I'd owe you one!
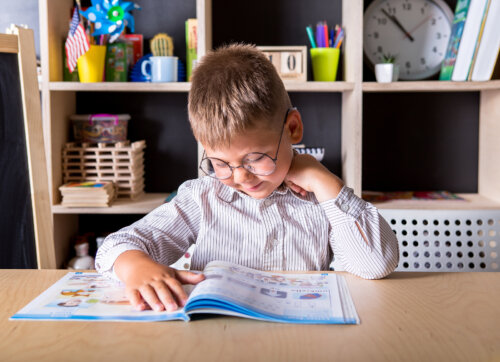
[375,53,399,83]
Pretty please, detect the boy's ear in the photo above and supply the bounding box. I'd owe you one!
[286,109,303,144]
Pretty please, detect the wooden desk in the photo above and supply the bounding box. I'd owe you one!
[1,270,500,362]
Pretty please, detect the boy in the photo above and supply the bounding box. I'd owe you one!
[96,44,399,313]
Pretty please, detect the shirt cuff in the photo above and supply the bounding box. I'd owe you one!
[320,186,367,224]
[95,244,144,280]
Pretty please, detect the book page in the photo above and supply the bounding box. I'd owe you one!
[188,261,359,323]
[10,272,189,322]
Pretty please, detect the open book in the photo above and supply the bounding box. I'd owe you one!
[11,261,359,324]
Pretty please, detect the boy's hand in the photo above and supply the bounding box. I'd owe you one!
[113,250,205,312]
[285,153,344,202]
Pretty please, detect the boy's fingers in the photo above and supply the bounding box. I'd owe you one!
[175,270,205,285]
[165,278,189,306]
[126,288,146,311]
[150,280,179,311]
[139,284,165,312]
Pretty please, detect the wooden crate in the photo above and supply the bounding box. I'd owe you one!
[62,141,146,199]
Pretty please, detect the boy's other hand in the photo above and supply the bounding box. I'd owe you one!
[285,153,344,202]
[113,250,205,312]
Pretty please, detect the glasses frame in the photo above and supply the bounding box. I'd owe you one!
[199,107,297,180]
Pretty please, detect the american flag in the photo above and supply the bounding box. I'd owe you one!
[65,6,89,73]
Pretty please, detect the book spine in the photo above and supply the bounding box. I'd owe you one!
[186,18,198,81]
[439,0,471,80]
[467,0,492,80]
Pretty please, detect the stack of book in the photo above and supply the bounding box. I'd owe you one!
[59,181,115,208]
[440,0,500,81]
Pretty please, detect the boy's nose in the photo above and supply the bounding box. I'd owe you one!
[232,166,253,184]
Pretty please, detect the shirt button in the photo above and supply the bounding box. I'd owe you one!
[264,200,273,207]
[273,239,279,246]
[340,203,349,212]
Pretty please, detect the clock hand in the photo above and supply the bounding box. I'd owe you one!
[405,15,432,39]
[381,9,415,42]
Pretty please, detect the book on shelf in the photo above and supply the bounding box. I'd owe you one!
[451,0,490,81]
[470,0,500,81]
[185,18,198,81]
[440,0,471,80]
[10,260,360,324]
[59,181,115,207]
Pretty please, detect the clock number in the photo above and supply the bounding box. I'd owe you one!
[420,57,426,65]
[433,46,437,53]
[385,6,396,15]
[436,32,442,40]
[431,18,437,26]
[405,61,411,69]
[377,46,383,53]
[373,32,379,39]
[377,17,387,25]
[403,3,412,11]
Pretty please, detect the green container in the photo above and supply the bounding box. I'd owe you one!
[310,48,340,81]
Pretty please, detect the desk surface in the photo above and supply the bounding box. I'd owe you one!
[1,270,500,362]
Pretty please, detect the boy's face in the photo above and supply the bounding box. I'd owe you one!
[203,110,302,199]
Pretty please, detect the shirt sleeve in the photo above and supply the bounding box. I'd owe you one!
[95,180,201,279]
[320,186,399,279]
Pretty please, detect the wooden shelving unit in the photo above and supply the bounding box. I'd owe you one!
[38,0,500,268]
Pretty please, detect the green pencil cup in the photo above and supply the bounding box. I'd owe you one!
[310,48,340,81]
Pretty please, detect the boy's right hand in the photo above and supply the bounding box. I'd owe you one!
[113,250,205,312]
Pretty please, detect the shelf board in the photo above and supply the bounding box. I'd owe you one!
[47,81,355,93]
[371,193,500,210]
[284,81,354,92]
[363,80,500,92]
[49,82,191,92]
[52,192,170,214]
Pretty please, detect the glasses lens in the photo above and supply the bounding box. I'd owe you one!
[200,158,232,179]
[243,153,276,176]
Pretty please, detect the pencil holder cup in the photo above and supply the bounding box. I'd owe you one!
[310,48,340,81]
[77,45,106,83]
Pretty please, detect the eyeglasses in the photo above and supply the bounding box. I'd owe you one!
[199,107,297,180]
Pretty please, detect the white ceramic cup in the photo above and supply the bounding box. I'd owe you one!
[141,56,178,82]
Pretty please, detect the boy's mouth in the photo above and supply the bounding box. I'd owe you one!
[246,182,263,192]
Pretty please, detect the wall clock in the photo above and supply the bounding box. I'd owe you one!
[364,0,454,80]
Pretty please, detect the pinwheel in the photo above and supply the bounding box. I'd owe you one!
[80,0,140,43]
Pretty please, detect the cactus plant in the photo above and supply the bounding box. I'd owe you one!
[150,33,174,57]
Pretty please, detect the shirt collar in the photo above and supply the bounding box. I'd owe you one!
[215,180,315,204]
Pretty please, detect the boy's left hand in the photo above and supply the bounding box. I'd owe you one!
[285,153,344,202]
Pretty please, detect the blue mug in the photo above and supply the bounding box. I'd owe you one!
[141,56,178,82]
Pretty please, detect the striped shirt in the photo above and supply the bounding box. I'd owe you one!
[95,177,399,280]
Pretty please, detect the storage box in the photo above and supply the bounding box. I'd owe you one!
[70,114,130,143]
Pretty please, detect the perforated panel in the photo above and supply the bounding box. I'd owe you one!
[379,210,500,272]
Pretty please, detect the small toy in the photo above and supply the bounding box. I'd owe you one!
[80,0,141,43]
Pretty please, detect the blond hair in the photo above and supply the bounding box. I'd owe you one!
[188,43,291,148]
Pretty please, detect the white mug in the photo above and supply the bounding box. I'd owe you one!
[141,56,178,82]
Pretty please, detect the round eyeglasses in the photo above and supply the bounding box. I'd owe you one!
[199,107,296,180]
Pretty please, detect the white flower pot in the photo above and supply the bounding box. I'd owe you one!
[375,63,394,83]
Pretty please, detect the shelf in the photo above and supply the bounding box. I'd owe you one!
[363,80,500,93]
[48,81,355,93]
[284,81,354,92]
[52,193,170,214]
[49,82,192,92]
[372,193,500,210]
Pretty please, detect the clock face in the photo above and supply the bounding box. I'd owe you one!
[364,0,453,80]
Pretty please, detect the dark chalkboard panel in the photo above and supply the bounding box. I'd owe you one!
[0,51,37,268]
[0,29,54,268]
